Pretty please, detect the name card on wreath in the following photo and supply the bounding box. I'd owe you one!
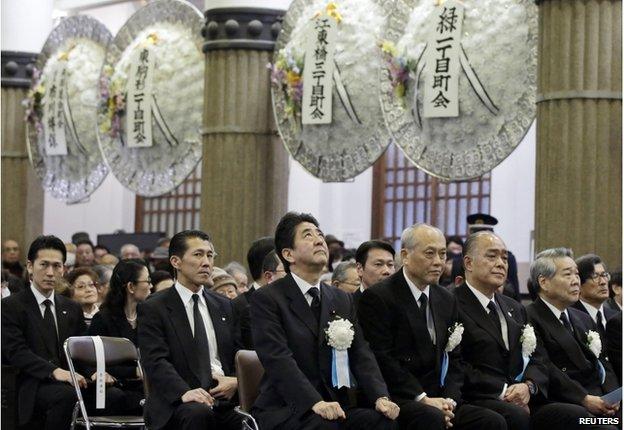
[302,14,337,125]
[423,0,464,118]
[126,46,154,148]
[43,63,69,155]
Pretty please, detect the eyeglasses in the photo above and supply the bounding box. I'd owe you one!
[589,272,611,282]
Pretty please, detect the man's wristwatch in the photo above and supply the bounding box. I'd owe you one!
[525,380,537,396]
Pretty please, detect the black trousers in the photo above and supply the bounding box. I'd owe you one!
[531,402,619,430]
[275,407,396,430]
[31,381,133,430]
[395,398,506,430]
[469,399,530,430]
[165,402,242,430]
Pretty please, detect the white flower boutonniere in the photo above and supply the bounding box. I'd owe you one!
[325,317,355,351]
[520,324,537,358]
[586,330,602,358]
[444,323,464,352]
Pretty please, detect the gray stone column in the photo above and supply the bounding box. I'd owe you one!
[1,52,44,250]
[200,8,289,264]
[535,0,621,267]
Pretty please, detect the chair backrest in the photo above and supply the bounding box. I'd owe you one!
[65,336,138,366]
[235,350,264,412]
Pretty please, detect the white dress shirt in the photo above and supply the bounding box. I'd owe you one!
[174,282,224,376]
[541,297,573,328]
[30,284,58,335]
[403,268,436,345]
[579,300,607,331]
[291,272,321,306]
[466,282,509,350]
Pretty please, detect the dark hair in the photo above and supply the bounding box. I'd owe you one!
[169,230,211,259]
[610,271,622,287]
[94,245,110,254]
[446,235,464,248]
[65,267,99,288]
[27,235,67,263]
[102,259,149,317]
[261,250,280,273]
[576,254,606,284]
[355,240,395,266]
[151,270,173,286]
[247,237,275,281]
[274,212,320,273]
[75,240,94,251]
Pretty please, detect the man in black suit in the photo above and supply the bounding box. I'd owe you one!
[250,212,400,430]
[358,224,505,430]
[525,247,619,426]
[353,240,395,307]
[138,230,242,430]
[232,237,276,349]
[606,312,622,384]
[454,231,550,430]
[573,254,619,341]
[2,235,126,429]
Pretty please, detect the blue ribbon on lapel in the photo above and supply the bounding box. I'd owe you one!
[331,348,351,388]
[440,351,449,387]
[514,356,530,382]
[597,359,606,385]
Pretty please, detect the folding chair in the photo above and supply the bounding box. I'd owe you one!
[64,336,146,430]
[234,350,265,430]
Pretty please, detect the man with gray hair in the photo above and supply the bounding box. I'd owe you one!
[525,248,619,424]
[120,243,141,260]
[331,261,361,294]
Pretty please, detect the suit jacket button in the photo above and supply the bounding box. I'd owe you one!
[561,367,566,372]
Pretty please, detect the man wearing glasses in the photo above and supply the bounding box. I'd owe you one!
[572,254,619,340]
[138,230,241,430]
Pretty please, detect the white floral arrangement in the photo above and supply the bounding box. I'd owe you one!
[586,330,602,358]
[520,324,537,357]
[444,322,464,352]
[325,317,354,351]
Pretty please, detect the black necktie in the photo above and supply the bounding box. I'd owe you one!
[42,299,60,363]
[560,312,574,334]
[418,294,428,324]
[192,294,212,388]
[308,287,321,323]
[596,310,606,337]
[487,301,502,337]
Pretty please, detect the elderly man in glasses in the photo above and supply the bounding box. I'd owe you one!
[572,254,619,341]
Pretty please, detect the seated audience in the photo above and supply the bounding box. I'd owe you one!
[354,240,396,305]
[250,212,399,430]
[2,239,27,285]
[150,246,171,271]
[2,235,127,430]
[94,245,110,264]
[75,240,96,268]
[224,261,249,294]
[331,261,361,294]
[606,312,622,385]
[573,254,618,341]
[446,235,464,256]
[211,275,238,299]
[1,268,24,297]
[605,271,622,311]
[100,253,119,268]
[65,267,100,327]
[138,230,242,430]
[359,224,505,430]
[151,269,174,293]
[526,248,620,422]
[89,258,152,413]
[120,243,141,260]
[325,234,346,271]
[93,264,113,305]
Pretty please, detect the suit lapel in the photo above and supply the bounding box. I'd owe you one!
[457,284,507,350]
[284,274,319,337]
[429,287,446,371]
[534,299,589,369]
[393,274,426,343]
[21,288,56,357]
[497,296,520,352]
[54,296,71,343]
[166,288,201,383]
[568,310,599,362]
[203,290,231,373]
[318,284,335,346]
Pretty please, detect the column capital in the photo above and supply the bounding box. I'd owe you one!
[202,8,284,52]
[1,51,37,88]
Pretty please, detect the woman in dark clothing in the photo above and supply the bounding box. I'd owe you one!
[88,258,151,412]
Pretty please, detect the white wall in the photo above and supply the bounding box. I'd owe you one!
[1,0,55,52]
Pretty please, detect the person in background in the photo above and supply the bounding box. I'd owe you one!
[151,270,174,293]
[325,234,346,272]
[212,275,239,300]
[100,253,119,268]
[93,264,113,305]
[65,267,100,327]
[354,240,396,306]
[331,261,361,294]
[150,246,171,271]
[94,245,110,264]
[88,258,151,414]
[75,240,96,268]
[224,261,249,294]
[445,235,464,256]
[2,269,24,297]
[2,239,26,283]
[120,243,141,260]
[605,271,622,311]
